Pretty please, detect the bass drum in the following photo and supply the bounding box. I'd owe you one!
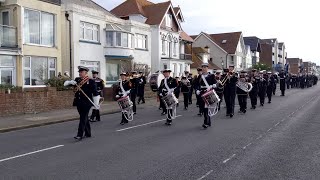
[149,73,164,92]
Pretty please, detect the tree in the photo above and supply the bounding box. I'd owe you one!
[252,63,272,71]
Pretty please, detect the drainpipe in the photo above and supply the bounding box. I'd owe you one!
[65,12,73,78]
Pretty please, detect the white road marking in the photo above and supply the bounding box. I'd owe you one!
[267,128,273,132]
[223,154,236,164]
[243,142,252,150]
[274,122,280,127]
[0,145,64,163]
[116,115,182,132]
[256,135,263,140]
[196,170,213,180]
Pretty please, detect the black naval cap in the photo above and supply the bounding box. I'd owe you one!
[131,71,137,74]
[223,68,229,73]
[78,66,89,72]
[251,69,257,72]
[197,67,202,71]
[139,71,143,74]
[92,70,99,74]
[120,72,128,76]
[162,69,172,73]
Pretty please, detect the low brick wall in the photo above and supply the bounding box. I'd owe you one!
[0,87,74,116]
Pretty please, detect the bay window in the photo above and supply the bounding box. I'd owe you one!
[24,9,55,46]
[23,56,56,86]
[106,31,133,48]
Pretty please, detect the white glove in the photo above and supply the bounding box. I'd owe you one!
[116,95,120,98]
[159,93,163,97]
[212,84,217,89]
[63,80,77,86]
[196,90,200,95]
[168,89,174,94]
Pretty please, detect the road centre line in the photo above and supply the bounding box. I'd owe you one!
[267,128,273,132]
[243,142,252,150]
[274,122,280,127]
[116,115,182,132]
[0,145,64,163]
[196,170,213,180]
[223,154,236,164]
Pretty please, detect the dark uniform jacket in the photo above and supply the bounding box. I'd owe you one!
[73,76,98,107]
[158,77,178,96]
[94,77,104,96]
[222,73,238,95]
[130,77,139,95]
[137,76,146,96]
[116,80,131,98]
[198,73,217,93]
[181,79,191,93]
[279,72,286,90]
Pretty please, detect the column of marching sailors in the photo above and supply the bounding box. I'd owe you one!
[64,65,318,140]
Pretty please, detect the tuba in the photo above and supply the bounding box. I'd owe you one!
[236,80,253,93]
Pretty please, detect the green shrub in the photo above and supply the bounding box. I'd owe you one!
[45,77,72,91]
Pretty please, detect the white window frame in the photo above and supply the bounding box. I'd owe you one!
[23,8,55,47]
[135,34,147,50]
[166,14,172,27]
[23,56,56,87]
[80,21,99,42]
[0,55,16,86]
[162,39,166,55]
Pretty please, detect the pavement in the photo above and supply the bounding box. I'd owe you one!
[0,97,158,133]
[0,85,320,180]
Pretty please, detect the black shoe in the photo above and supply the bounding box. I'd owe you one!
[268,101,271,103]
[202,124,208,128]
[230,114,234,118]
[134,112,137,115]
[74,136,83,140]
[243,110,246,114]
[84,135,91,138]
[198,113,202,116]
[184,107,188,110]
[142,101,145,104]
[120,122,125,125]
[226,114,230,117]
[165,122,172,125]
[137,101,140,104]
[161,112,167,115]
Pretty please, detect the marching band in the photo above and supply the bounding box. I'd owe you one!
[64,65,319,140]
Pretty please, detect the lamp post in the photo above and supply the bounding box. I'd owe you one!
[221,58,224,69]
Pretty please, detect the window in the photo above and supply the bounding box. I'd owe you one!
[173,42,177,56]
[116,32,122,46]
[179,64,183,76]
[80,21,99,42]
[80,61,100,75]
[122,33,128,47]
[106,62,120,82]
[163,64,168,70]
[1,11,9,26]
[106,31,113,46]
[166,14,172,27]
[162,40,166,55]
[24,9,55,46]
[135,34,147,49]
[0,55,15,85]
[23,56,56,86]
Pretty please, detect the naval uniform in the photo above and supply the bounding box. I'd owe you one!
[279,72,286,96]
[116,80,132,124]
[73,76,98,138]
[159,77,178,124]
[90,77,104,122]
[223,73,238,117]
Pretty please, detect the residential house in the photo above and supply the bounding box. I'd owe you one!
[303,61,312,74]
[259,43,273,68]
[243,36,261,66]
[61,0,152,86]
[278,42,287,65]
[286,58,302,74]
[244,45,252,69]
[190,47,220,75]
[261,38,286,72]
[192,31,246,71]
[0,0,62,87]
[111,0,194,77]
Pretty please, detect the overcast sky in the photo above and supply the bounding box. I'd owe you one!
[94,0,320,64]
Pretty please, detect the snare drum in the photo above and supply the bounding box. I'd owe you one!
[117,96,133,111]
[201,89,220,106]
[162,93,178,109]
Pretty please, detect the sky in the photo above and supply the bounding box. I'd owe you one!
[94,0,320,65]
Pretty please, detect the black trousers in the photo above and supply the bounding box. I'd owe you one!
[259,90,266,105]
[267,91,272,102]
[281,89,285,95]
[166,109,173,122]
[217,92,223,110]
[197,94,204,114]
[76,105,91,137]
[237,95,247,112]
[188,89,193,104]
[121,112,129,123]
[224,92,236,115]
[249,91,258,107]
[273,84,276,95]
[183,93,189,108]
[138,95,145,103]
[90,109,100,121]
[130,93,137,113]
[203,108,211,126]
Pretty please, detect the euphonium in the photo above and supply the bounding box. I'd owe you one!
[236,79,253,93]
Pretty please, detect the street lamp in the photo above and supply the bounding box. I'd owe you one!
[221,58,224,69]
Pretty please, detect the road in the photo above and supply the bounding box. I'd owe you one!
[0,85,320,180]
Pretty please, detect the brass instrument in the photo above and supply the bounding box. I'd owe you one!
[219,71,235,86]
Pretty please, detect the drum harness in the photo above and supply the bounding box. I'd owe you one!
[119,80,134,121]
[201,75,219,117]
[164,78,177,120]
